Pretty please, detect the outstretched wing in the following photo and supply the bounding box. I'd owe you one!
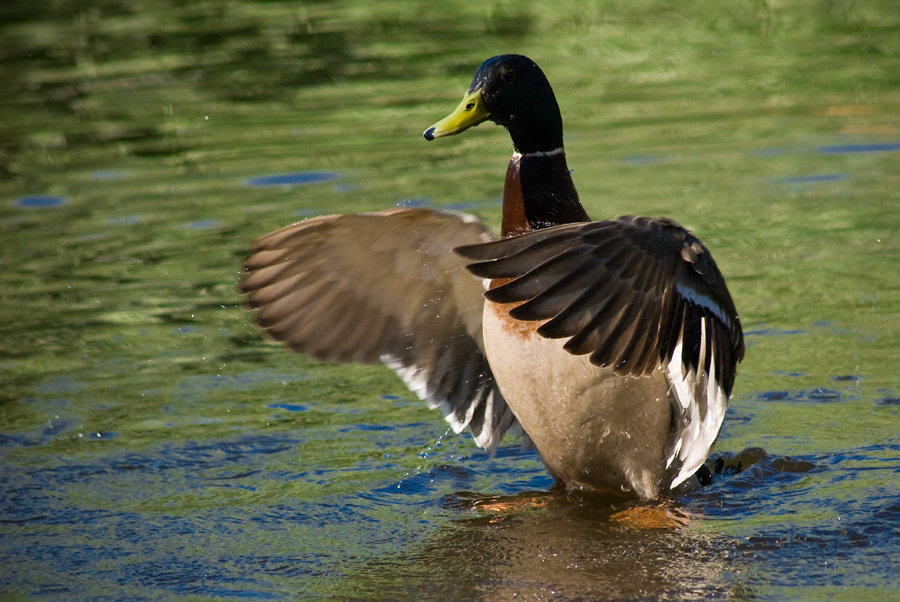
[240,208,519,453]
[456,216,744,485]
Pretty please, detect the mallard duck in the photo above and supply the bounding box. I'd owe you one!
[241,54,744,500]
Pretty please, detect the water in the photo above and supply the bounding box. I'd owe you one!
[2,1,899,598]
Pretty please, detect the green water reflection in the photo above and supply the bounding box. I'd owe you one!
[1,0,898,598]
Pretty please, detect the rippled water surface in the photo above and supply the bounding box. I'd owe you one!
[1,1,898,599]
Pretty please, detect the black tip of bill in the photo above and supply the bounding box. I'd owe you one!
[423,127,436,141]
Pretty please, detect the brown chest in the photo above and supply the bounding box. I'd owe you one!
[486,277,542,339]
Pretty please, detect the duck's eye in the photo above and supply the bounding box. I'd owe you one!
[501,69,517,84]
[465,102,475,111]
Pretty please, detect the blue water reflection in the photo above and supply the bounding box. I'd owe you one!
[818,142,900,153]
[16,196,66,209]
[777,173,845,184]
[245,173,340,187]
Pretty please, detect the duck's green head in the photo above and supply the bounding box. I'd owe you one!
[424,54,564,154]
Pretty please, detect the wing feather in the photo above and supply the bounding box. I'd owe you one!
[459,217,744,389]
[241,208,522,454]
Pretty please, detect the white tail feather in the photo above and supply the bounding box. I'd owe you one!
[665,319,729,488]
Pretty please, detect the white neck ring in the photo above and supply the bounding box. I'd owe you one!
[512,147,565,159]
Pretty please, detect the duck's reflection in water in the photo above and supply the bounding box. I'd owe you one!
[415,489,741,600]
[343,447,803,598]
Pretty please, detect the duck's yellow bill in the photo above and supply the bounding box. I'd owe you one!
[423,89,489,141]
